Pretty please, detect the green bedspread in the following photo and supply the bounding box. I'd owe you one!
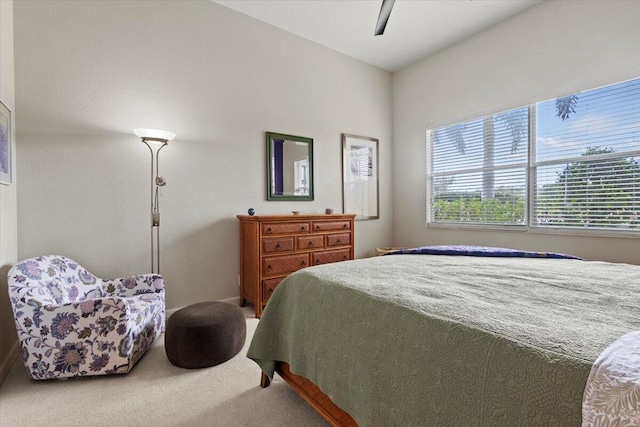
[247,255,640,426]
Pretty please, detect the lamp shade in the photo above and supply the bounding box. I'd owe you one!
[134,128,176,142]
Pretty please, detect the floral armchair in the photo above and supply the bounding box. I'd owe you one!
[7,255,165,380]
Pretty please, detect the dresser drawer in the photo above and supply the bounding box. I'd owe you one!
[311,221,351,232]
[263,238,294,254]
[262,254,310,276]
[262,222,310,235]
[312,249,351,266]
[296,235,324,251]
[326,233,350,247]
[262,278,283,303]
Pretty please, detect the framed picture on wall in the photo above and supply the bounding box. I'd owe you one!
[342,134,379,220]
[0,100,12,185]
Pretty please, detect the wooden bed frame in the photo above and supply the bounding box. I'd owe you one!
[260,361,358,427]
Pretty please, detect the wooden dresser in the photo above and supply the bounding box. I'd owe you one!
[237,214,356,317]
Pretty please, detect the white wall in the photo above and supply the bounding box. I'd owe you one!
[393,0,640,264]
[0,0,19,384]
[14,1,393,311]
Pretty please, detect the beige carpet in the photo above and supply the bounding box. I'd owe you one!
[0,307,329,427]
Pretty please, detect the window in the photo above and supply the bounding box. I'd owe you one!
[534,80,640,231]
[427,78,640,234]
[428,108,528,226]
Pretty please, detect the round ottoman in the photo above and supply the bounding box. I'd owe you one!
[165,301,246,369]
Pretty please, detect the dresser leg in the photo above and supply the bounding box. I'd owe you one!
[239,297,246,307]
[260,372,271,388]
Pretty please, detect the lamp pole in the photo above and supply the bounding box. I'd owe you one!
[134,129,175,274]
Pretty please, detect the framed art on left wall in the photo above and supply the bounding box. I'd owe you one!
[0,101,12,185]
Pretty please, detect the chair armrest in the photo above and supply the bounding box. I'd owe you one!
[103,274,164,298]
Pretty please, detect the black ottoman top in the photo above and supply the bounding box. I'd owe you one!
[165,301,246,369]
[171,301,241,327]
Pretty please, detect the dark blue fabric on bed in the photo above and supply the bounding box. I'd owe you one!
[384,245,581,259]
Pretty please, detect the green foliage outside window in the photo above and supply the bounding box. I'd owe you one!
[433,189,525,224]
[536,147,640,229]
[433,147,640,229]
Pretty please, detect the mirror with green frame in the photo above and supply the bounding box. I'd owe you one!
[266,132,314,201]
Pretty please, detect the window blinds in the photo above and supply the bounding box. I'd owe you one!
[427,77,640,233]
[533,79,640,230]
[428,108,528,226]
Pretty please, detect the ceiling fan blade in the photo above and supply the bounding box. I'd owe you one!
[374,0,396,36]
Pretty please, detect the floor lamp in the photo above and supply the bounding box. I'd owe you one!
[134,128,176,274]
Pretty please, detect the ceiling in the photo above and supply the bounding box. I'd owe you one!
[213,0,540,72]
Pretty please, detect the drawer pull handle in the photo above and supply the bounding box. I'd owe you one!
[315,260,321,265]
[343,224,348,229]
[336,239,341,244]
[266,227,273,234]
[300,226,306,231]
[308,241,313,247]
[275,243,281,250]
[267,265,273,272]
[301,261,306,267]
[315,225,321,231]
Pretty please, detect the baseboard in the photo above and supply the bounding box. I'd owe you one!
[218,296,241,305]
[166,296,241,318]
[0,340,19,387]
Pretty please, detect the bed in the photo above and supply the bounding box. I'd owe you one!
[247,247,640,426]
